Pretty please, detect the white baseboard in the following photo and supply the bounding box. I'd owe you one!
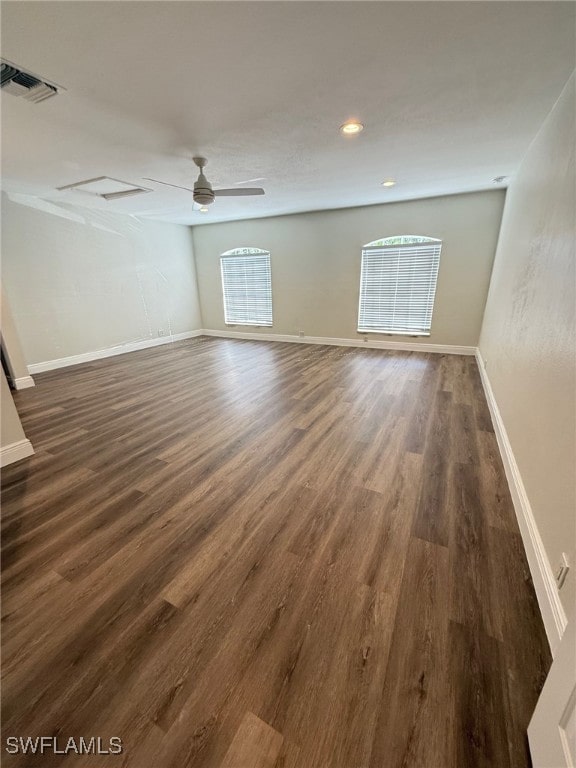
[27,331,203,374]
[26,330,475,375]
[13,375,35,390]
[475,350,567,655]
[199,329,476,356]
[1,438,34,467]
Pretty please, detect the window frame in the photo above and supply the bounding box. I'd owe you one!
[357,236,442,337]
[220,247,273,328]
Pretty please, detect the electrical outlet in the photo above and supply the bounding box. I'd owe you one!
[363,335,368,343]
[158,329,165,337]
[555,553,570,590]
[299,330,304,338]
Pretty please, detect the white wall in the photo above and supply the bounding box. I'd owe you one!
[479,73,575,625]
[1,194,201,366]
[193,190,505,348]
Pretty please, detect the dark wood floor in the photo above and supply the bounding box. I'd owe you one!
[1,337,551,768]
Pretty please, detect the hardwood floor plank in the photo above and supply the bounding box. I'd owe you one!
[219,712,283,768]
[368,536,451,768]
[449,620,511,768]
[476,429,518,531]
[403,363,440,454]
[451,402,480,464]
[486,526,552,767]
[448,462,499,639]
[273,739,301,768]
[412,389,452,546]
[359,451,422,593]
[470,362,494,433]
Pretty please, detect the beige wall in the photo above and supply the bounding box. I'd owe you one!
[193,190,505,347]
[1,194,201,366]
[1,283,31,383]
[1,369,27,446]
[479,74,575,617]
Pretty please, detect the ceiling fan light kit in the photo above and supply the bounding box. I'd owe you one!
[191,157,214,206]
[340,121,364,135]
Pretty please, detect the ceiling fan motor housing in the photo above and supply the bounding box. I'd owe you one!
[193,172,215,205]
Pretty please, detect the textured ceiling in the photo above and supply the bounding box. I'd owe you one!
[1,1,574,225]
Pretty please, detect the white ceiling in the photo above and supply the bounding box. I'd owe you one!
[1,1,574,225]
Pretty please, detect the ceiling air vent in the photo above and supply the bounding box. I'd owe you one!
[1,59,61,103]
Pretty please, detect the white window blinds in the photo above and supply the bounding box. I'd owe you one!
[357,237,442,336]
[220,248,273,327]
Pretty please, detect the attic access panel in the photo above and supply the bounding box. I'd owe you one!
[57,176,152,200]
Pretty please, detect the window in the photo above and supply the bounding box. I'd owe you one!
[220,247,273,326]
[357,236,442,336]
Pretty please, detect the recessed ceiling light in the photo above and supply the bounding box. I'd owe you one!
[340,121,364,135]
[381,180,396,187]
[199,206,209,213]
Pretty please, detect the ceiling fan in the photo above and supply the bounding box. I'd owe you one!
[144,157,265,207]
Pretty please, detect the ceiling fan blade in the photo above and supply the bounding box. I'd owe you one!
[143,178,195,193]
[214,188,265,197]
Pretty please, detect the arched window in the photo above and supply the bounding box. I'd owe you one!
[220,247,272,327]
[357,236,442,336]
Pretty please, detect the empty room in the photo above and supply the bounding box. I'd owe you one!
[0,2,574,767]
